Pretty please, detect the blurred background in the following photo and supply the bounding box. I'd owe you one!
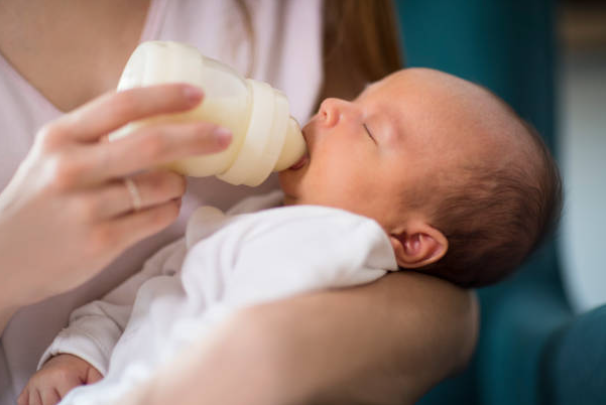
[558,0,606,313]
[394,0,605,403]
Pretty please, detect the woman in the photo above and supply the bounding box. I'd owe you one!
[0,1,478,404]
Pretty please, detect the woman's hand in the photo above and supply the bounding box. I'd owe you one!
[0,84,231,319]
[18,354,102,405]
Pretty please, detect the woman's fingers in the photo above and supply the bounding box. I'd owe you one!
[102,121,231,179]
[59,121,231,187]
[46,83,204,144]
[76,170,186,220]
[100,199,182,250]
[118,171,186,216]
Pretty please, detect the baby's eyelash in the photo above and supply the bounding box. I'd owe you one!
[363,123,377,144]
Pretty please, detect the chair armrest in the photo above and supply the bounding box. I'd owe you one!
[541,303,606,405]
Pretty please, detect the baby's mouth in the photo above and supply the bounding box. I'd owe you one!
[287,127,311,170]
[288,152,309,170]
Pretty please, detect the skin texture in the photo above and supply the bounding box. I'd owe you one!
[1,2,479,405]
[0,0,151,112]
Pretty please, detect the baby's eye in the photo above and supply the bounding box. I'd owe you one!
[363,123,377,144]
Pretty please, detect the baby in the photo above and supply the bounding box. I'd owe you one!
[280,67,562,287]
[20,68,561,405]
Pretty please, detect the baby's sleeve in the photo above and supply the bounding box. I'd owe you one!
[38,238,187,376]
[218,207,398,309]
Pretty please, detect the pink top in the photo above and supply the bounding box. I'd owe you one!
[0,0,323,401]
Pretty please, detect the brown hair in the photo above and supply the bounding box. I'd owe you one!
[233,0,255,76]
[317,0,404,103]
[233,0,404,102]
[420,120,563,289]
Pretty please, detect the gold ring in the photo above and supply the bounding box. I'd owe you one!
[124,178,143,211]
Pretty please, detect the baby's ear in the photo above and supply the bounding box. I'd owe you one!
[389,222,448,269]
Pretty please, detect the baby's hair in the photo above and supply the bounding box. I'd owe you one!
[418,109,562,289]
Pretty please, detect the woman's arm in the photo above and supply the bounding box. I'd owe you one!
[126,271,478,405]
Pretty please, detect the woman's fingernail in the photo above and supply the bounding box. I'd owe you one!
[213,128,232,148]
[183,85,203,104]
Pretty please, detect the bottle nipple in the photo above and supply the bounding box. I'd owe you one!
[274,118,306,172]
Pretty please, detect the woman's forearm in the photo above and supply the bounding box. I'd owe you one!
[247,272,478,405]
[126,271,478,405]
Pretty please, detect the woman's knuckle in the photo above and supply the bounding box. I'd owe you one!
[37,124,63,151]
[48,157,80,190]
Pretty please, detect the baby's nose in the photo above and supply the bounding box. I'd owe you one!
[319,98,352,127]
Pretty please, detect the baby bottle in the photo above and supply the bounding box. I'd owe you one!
[109,41,306,187]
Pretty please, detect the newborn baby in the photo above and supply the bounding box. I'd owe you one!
[20,68,561,405]
[280,67,562,287]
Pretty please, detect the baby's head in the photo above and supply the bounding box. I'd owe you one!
[279,68,562,288]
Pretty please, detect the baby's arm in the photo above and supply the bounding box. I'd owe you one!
[19,238,187,405]
[111,208,400,405]
[183,206,396,321]
[225,208,396,305]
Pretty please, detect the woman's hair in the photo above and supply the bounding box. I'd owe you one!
[317,0,404,103]
[233,0,404,104]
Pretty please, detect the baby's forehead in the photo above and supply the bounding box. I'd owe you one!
[374,69,532,169]
[384,70,516,130]
[367,71,484,130]
[396,70,492,105]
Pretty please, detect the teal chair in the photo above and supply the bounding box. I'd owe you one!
[394,1,606,404]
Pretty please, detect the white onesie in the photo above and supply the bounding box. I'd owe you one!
[41,192,398,405]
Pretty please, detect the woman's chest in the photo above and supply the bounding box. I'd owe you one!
[0,0,150,112]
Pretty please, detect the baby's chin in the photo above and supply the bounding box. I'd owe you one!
[281,193,299,206]
[278,170,301,205]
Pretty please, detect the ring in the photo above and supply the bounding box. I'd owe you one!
[124,178,143,212]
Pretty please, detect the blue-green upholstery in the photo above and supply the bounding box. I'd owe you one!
[394,1,606,404]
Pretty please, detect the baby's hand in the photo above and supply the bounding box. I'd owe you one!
[17,354,102,405]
